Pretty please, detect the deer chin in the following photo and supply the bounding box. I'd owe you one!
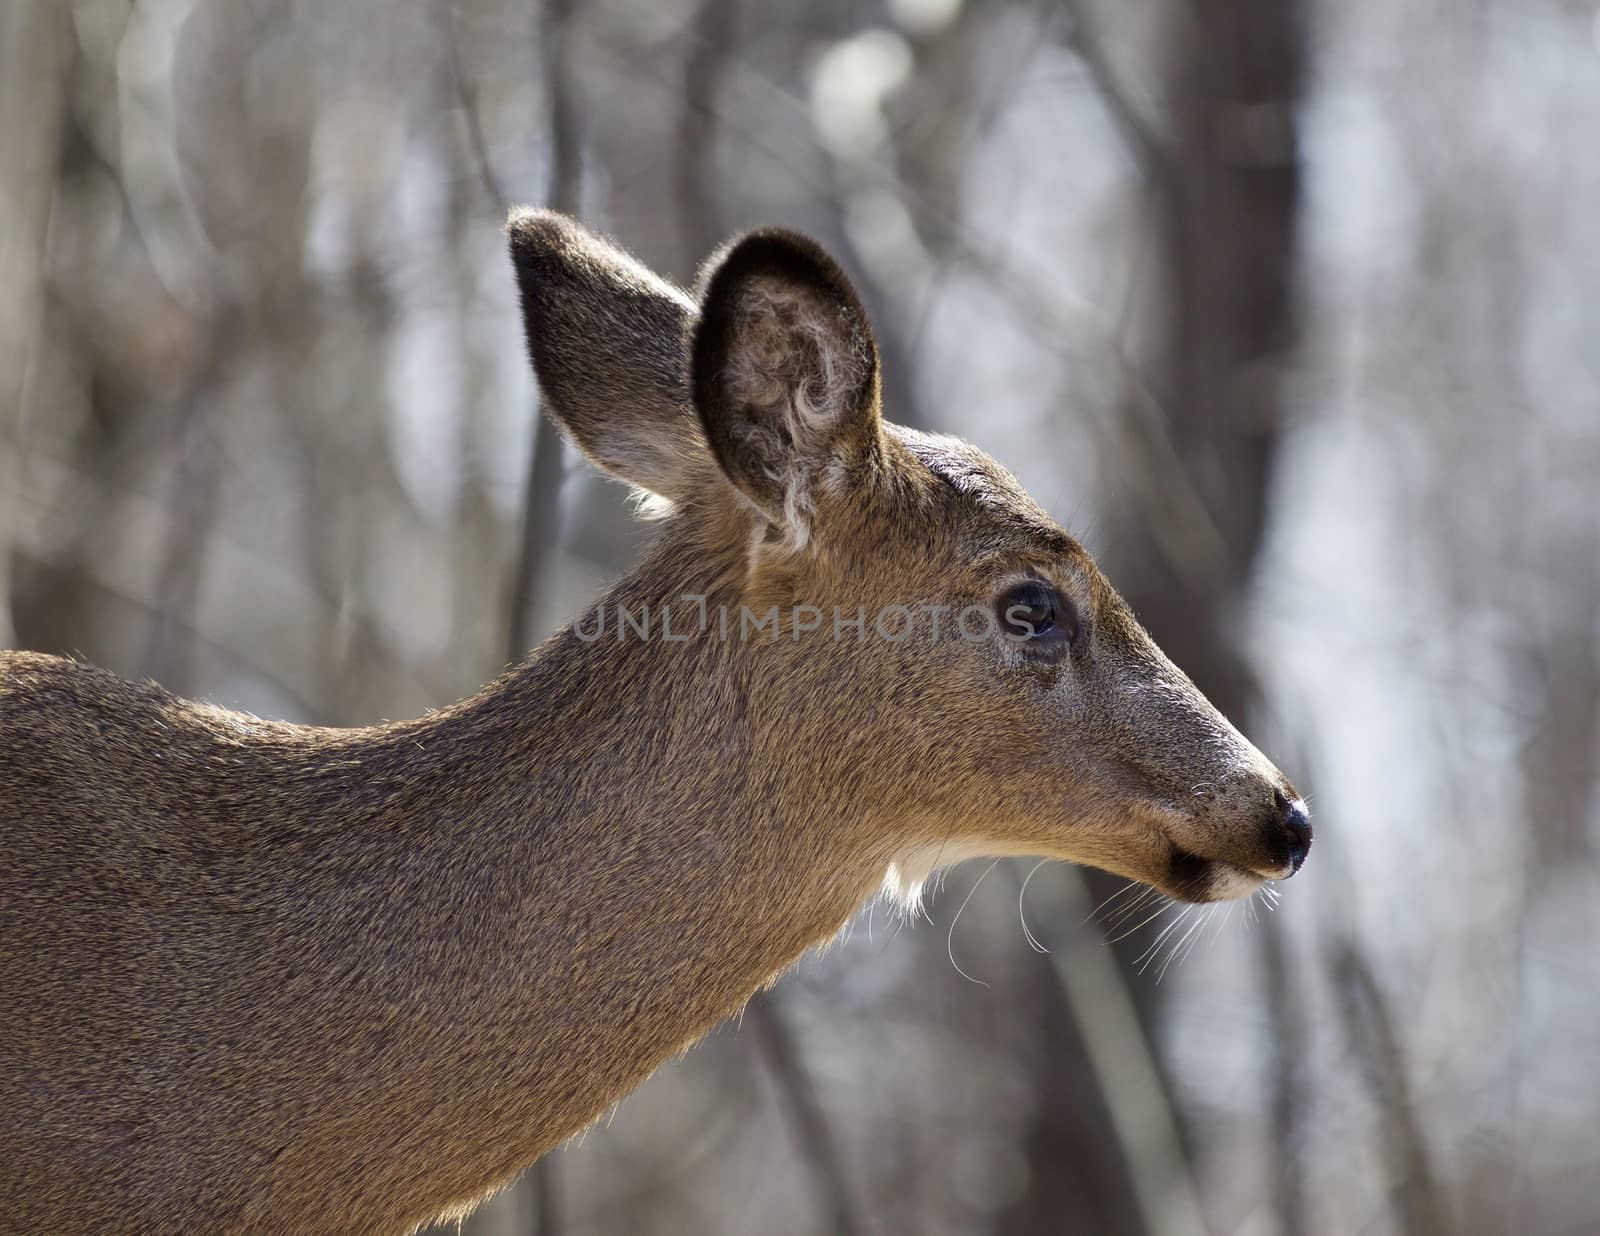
[1162,845,1268,903]
[880,834,1271,914]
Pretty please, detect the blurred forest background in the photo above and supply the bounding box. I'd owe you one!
[3,0,1599,1233]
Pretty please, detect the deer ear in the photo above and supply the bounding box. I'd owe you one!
[690,229,883,534]
[507,209,707,502]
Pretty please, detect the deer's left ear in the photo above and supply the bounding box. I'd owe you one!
[690,229,883,534]
[508,209,708,503]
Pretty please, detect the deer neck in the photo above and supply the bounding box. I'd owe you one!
[482,614,883,982]
[349,537,887,1184]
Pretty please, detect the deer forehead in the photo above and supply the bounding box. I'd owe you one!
[871,425,1097,576]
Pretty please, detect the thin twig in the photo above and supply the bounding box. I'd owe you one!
[1055,0,1171,185]
[747,994,869,1236]
[1257,914,1307,1235]
[441,0,511,216]
[1038,867,1209,1236]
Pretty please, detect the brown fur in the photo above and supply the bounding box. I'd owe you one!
[0,211,1306,1234]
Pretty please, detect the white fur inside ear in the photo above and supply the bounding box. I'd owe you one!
[724,275,871,550]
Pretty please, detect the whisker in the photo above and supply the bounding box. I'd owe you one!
[1177,906,1217,972]
[1155,907,1209,982]
[1215,903,1237,949]
[1105,895,1175,945]
[1135,907,1190,972]
[1102,885,1162,932]
[1085,878,1143,925]
[1018,860,1051,953]
[1193,904,1229,962]
[1140,916,1188,977]
[947,859,1001,987]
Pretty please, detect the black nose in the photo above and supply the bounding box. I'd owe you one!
[1273,790,1312,875]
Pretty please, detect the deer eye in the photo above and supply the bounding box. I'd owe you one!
[997,580,1077,647]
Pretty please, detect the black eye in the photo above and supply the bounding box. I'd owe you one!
[997,580,1077,647]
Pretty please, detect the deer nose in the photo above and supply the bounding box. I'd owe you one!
[1270,790,1312,875]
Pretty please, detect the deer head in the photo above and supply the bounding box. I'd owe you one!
[509,210,1310,906]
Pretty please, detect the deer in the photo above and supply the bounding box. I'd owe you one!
[0,210,1310,1235]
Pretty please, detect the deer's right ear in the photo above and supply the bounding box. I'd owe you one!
[508,209,707,502]
[690,229,883,534]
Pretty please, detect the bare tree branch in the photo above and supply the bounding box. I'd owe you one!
[505,0,578,668]
[1038,869,1210,1236]
[1330,942,1449,1236]
[674,0,736,261]
[0,0,68,647]
[142,307,233,693]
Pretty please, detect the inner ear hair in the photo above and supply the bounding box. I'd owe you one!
[690,229,883,533]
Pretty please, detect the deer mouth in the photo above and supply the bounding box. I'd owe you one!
[1163,844,1267,904]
